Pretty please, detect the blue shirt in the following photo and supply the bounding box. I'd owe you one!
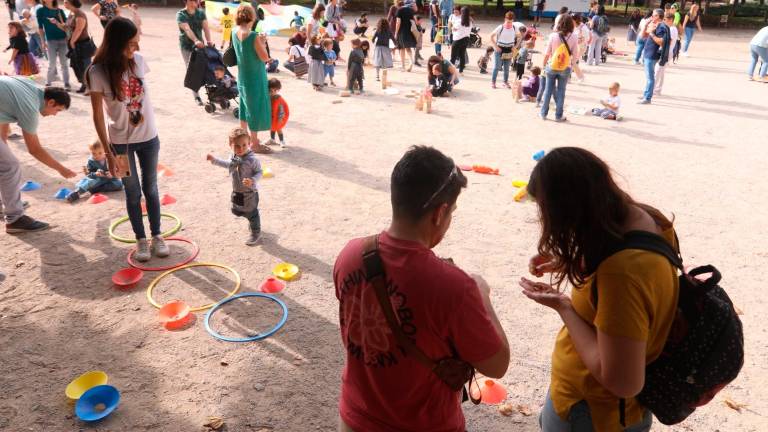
[0,76,44,134]
[439,0,453,16]
[643,22,668,60]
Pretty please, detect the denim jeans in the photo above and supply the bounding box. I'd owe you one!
[231,192,261,234]
[536,75,546,103]
[113,136,161,240]
[634,38,646,63]
[748,44,768,78]
[643,57,659,101]
[683,27,695,52]
[587,33,604,65]
[28,34,43,58]
[540,67,570,119]
[76,175,123,194]
[430,16,438,42]
[539,391,653,432]
[46,39,70,86]
[492,51,511,84]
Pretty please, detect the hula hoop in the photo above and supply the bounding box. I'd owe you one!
[108,212,182,244]
[146,262,241,312]
[127,237,200,272]
[204,293,288,342]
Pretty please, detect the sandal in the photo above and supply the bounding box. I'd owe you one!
[253,144,274,154]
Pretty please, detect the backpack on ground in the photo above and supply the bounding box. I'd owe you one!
[549,34,571,71]
[593,231,745,426]
[597,15,610,35]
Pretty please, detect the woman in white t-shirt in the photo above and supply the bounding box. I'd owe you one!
[490,11,519,88]
[283,37,306,73]
[86,17,168,262]
[449,6,471,73]
[539,14,578,122]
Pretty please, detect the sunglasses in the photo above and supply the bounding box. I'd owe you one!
[422,165,458,209]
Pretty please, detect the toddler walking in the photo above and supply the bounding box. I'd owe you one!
[5,22,38,76]
[591,82,621,120]
[371,18,395,84]
[67,140,123,202]
[307,35,326,90]
[477,46,493,74]
[267,78,289,148]
[207,128,263,246]
[347,38,365,94]
[322,38,337,86]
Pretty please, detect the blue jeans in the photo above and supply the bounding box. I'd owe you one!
[515,7,523,21]
[430,16,438,42]
[642,57,658,101]
[748,44,768,78]
[114,136,161,240]
[28,34,43,58]
[588,33,604,65]
[634,38,646,63]
[492,51,511,84]
[683,26,695,52]
[536,75,546,103]
[539,391,653,432]
[76,175,123,194]
[540,67,570,119]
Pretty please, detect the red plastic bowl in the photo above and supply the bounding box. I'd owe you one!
[112,267,143,289]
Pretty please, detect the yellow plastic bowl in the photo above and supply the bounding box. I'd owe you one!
[66,370,109,400]
[272,262,299,281]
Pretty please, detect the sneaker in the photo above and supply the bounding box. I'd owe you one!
[134,239,151,262]
[504,82,511,89]
[76,84,86,94]
[638,99,651,105]
[535,102,542,108]
[6,215,50,234]
[554,117,568,123]
[683,52,689,57]
[245,231,261,246]
[0,200,29,218]
[66,190,81,203]
[64,85,71,92]
[491,83,497,89]
[280,140,286,148]
[151,236,170,258]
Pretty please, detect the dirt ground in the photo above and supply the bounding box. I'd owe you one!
[0,6,767,431]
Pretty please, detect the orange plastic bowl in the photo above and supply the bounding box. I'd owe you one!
[112,267,143,289]
[158,300,191,330]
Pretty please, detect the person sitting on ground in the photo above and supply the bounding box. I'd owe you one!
[334,145,510,432]
[66,139,123,202]
[477,46,493,73]
[0,77,75,233]
[513,65,541,102]
[591,81,621,120]
[427,54,458,96]
[353,12,368,37]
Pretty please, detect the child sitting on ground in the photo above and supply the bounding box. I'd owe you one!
[477,46,493,74]
[67,140,123,202]
[322,38,337,87]
[353,12,368,37]
[513,65,541,102]
[267,78,289,148]
[206,128,263,246]
[591,81,621,120]
[347,38,365,94]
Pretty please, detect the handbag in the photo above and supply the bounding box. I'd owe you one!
[223,44,237,67]
[361,235,481,402]
[293,56,308,77]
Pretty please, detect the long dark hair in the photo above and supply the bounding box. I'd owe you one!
[527,147,670,288]
[87,17,138,102]
[460,6,470,27]
[427,55,442,80]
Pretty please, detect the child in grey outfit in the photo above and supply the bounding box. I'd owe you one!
[207,128,263,245]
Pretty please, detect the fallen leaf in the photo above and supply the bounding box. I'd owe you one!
[723,397,747,413]
[498,402,515,416]
[516,404,533,416]
[203,415,225,430]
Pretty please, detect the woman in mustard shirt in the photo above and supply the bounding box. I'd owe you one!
[520,147,679,432]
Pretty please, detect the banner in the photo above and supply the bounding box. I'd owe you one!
[205,1,313,37]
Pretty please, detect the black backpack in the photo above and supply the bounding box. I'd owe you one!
[594,231,744,426]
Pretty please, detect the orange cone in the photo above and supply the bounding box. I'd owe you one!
[473,379,508,405]
[160,194,177,206]
[88,193,109,204]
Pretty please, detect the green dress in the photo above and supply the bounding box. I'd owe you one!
[232,30,271,131]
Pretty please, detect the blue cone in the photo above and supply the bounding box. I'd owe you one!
[75,385,120,422]
[20,181,41,192]
[532,150,546,162]
[54,188,72,200]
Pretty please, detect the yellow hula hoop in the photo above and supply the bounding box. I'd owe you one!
[108,212,182,244]
[146,262,241,312]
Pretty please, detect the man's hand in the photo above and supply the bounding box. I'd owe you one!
[58,167,77,179]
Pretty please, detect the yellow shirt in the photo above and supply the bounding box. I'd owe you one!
[550,227,679,431]
[220,15,234,41]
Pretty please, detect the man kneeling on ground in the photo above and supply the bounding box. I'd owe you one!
[334,145,510,432]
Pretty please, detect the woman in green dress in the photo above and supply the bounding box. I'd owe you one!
[233,4,272,153]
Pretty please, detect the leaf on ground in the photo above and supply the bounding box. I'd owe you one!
[723,397,747,412]
[516,404,533,416]
[498,402,515,416]
[203,416,225,430]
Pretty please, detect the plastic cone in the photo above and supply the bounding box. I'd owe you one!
[112,267,143,289]
[476,379,508,405]
[512,180,528,188]
[472,165,500,175]
[458,165,473,172]
[262,167,274,178]
[160,194,177,205]
[20,181,41,192]
[159,167,174,177]
[54,188,72,200]
[272,262,300,281]
[513,187,528,202]
[88,193,109,204]
[259,277,286,293]
[158,300,191,330]
[65,370,109,400]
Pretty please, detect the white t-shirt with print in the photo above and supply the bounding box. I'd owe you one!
[450,14,471,40]
[87,52,157,145]
[493,24,518,47]
[605,95,621,113]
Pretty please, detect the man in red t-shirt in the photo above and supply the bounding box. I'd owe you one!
[333,146,510,432]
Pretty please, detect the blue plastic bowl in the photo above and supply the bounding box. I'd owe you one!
[75,385,120,422]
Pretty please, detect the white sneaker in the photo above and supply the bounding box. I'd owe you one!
[280,140,286,148]
[135,239,151,262]
[151,236,170,258]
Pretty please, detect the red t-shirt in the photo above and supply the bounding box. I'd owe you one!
[333,231,502,432]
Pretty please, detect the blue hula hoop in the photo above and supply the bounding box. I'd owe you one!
[204,292,288,342]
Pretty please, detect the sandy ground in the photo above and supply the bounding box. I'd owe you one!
[0,6,767,431]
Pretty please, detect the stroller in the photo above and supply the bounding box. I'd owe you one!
[183,46,240,118]
[469,26,482,48]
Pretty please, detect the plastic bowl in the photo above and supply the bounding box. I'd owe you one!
[75,385,120,422]
[65,370,108,400]
[259,277,285,293]
[158,300,191,330]
[112,268,144,289]
[272,263,299,281]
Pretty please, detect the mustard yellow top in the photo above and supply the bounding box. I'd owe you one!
[549,227,680,431]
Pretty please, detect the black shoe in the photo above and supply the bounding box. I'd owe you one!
[195,96,203,106]
[64,85,72,92]
[76,84,86,94]
[66,190,81,203]
[6,215,50,234]
[414,62,423,67]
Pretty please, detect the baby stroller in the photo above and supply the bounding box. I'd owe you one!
[183,46,240,118]
[470,26,482,48]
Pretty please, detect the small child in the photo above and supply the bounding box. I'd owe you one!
[414,15,425,65]
[267,78,289,148]
[307,35,326,90]
[213,65,238,98]
[514,65,541,102]
[591,81,621,120]
[515,36,533,80]
[371,18,395,83]
[206,127,263,246]
[219,7,234,49]
[360,39,371,66]
[67,140,123,202]
[477,46,493,74]
[353,12,368,37]
[347,38,365,94]
[5,22,38,76]
[322,38,337,86]
[290,11,304,30]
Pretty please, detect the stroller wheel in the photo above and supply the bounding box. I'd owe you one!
[205,103,215,114]
[233,107,239,118]
[473,37,482,48]
[221,100,230,109]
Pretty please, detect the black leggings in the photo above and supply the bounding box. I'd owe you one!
[451,37,470,73]
[515,62,525,80]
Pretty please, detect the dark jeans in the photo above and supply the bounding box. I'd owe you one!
[231,192,260,233]
[114,136,161,240]
[451,36,470,72]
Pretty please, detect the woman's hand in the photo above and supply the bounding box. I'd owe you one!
[528,253,556,277]
[519,277,571,312]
